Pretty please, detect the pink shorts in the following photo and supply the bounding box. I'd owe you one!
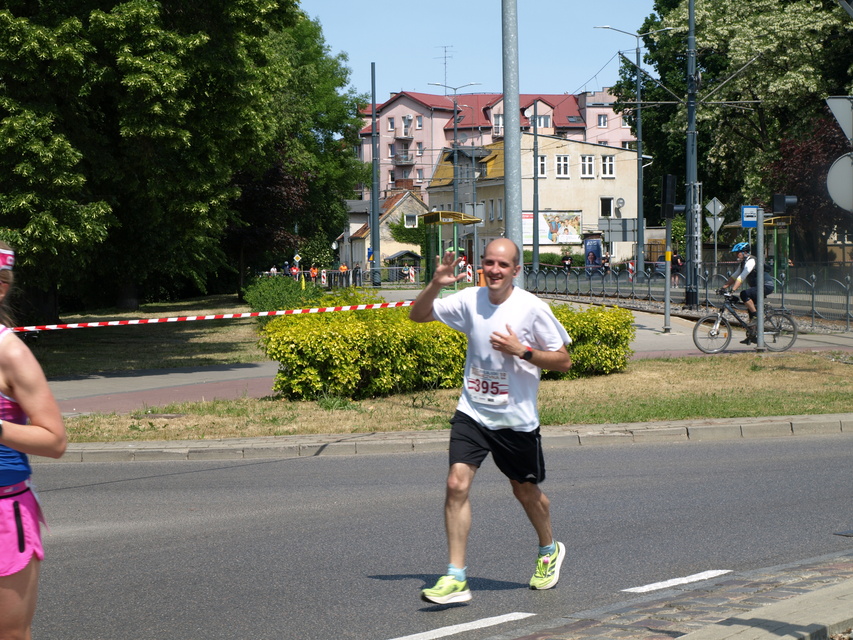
[0,487,45,576]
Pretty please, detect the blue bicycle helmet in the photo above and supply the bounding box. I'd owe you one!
[731,242,751,253]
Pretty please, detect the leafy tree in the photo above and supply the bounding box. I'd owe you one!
[767,114,852,262]
[224,15,369,290]
[297,233,335,269]
[612,0,853,246]
[0,9,113,318]
[1,2,369,318]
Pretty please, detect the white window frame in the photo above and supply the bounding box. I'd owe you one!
[600,197,614,217]
[404,212,419,228]
[597,114,607,128]
[416,115,423,129]
[601,155,615,178]
[388,170,396,185]
[415,168,424,183]
[580,155,595,178]
[556,155,570,178]
[387,117,395,131]
[497,198,503,221]
[388,143,395,158]
[534,155,546,177]
[489,199,495,221]
[416,142,424,156]
[493,113,504,135]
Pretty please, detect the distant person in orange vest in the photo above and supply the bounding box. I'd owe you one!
[309,265,318,283]
[339,262,349,287]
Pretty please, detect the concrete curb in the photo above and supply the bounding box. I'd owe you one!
[32,412,853,464]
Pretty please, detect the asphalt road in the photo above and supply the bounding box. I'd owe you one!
[31,435,853,640]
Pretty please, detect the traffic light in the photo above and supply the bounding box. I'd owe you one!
[772,194,798,214]
[661,175,686,218]
[662,175,676,219]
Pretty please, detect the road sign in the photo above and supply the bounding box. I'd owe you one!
[827,152,853,213]
[705,197,724,217]
[293,254,301,263]
[741,205,759,229]
[826,97,853,141]
[706,216,724,234]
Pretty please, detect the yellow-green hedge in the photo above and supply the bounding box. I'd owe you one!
[260,302,634,400]
[547,305,635,380]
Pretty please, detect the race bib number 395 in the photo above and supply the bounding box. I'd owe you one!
[466,366,509,405]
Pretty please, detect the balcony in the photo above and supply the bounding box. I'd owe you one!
[395,128,414,140]
[393,153,415,166]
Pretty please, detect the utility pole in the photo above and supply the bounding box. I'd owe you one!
[594,25,673,277]
[370,63,381,287]
[502,0,523,282]
[429,81,481,214]
[684,0,700,307]
[532,101,540,271]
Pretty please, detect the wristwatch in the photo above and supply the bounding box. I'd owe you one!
[521,346,534,361]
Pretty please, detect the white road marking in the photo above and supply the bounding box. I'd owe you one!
[622,569,732,593]
[388,612,536,640]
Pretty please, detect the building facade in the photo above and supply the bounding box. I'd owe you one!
[358,88,635,206]
[426,133,640,263]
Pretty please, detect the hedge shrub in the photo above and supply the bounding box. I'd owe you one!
[243,276,324,327]
[259,293,635,399]
[547,305,635,380]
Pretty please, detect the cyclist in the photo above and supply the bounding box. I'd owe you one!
[721,242,774,344]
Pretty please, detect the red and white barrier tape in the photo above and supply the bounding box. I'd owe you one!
[12,300,414,333]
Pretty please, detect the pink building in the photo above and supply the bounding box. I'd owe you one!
[357,88,635,205]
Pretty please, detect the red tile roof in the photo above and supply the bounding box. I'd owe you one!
[360,91,587,135]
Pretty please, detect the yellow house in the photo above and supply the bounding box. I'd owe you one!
[426,132,640,263]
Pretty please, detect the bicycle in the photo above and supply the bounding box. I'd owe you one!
[692,290,798,354]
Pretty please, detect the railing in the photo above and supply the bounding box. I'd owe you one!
[524,265,853,331]
[261,267,426,289]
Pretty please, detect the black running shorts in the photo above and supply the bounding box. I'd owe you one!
[448,410,545,484]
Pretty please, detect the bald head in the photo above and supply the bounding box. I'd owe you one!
[484,238,520,267]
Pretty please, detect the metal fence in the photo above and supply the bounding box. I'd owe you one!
[524,264,853,331]
[260,266,425,289]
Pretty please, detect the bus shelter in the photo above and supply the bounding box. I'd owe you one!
[722,215,792,277]
[418,210,483,282]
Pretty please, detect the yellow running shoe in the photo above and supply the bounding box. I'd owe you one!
[529,541,565,590]
[421,575,472,604]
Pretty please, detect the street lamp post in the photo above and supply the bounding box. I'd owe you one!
[429,82,480,214]
[595,25,672,277]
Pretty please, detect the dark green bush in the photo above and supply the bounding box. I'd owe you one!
[243,276,325,325]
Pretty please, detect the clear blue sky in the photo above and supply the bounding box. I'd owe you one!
[298,0,658,101]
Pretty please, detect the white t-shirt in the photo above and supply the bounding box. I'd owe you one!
[432,286,571,432]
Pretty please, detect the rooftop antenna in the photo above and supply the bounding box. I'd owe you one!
[434,46,454,93]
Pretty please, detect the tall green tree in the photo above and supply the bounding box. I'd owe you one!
[0,9,112,317]
[226,15,369,290]
[612,0,853,251]
[78,0,301,308]
[1,1,368,316]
